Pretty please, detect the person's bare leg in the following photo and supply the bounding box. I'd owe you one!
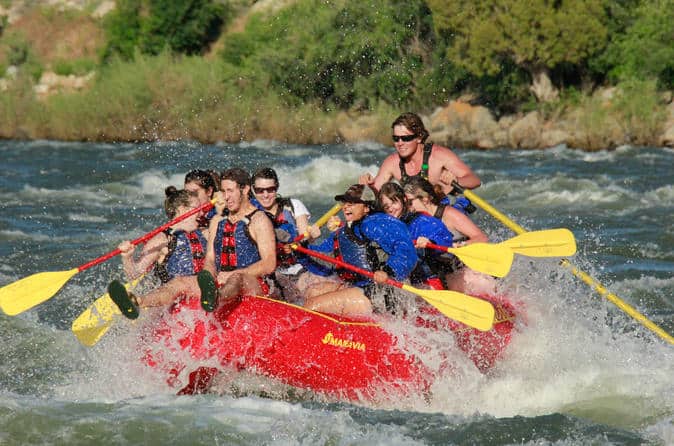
[304,287,372,317]
[303,280,343,300]
[212,273,265,310]
[138,276,200,307]
[444,269,497,295]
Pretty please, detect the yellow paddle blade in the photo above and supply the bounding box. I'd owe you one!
[0,268,79,316]
[402,284,495,331]
[71,276,143,346]
[71,294,120,346]
[500,228,577,257]
[447,243,514,278]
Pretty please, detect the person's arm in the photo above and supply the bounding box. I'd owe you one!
[435,146,481,190]
[442,207,488,245]
[290,198,311,236]
[119,234,166,280]
[411,215,454,248]
[240,212,277,277]
[360,155,397,193]
[202,213,223,277]
[364,216,418,281]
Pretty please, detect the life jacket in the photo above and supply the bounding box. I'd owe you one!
[332,221,388,287]
[401,211,456,285]
[399,142,432,184]
[433,203,469,241]
[214,210,264,272]
[270,197,300,268]
[154,229,207,283]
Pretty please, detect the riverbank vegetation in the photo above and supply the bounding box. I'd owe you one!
[0,0,672,147]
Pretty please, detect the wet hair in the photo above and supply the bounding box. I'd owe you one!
[391,112,429,143]
[378,182,406,207]
[220,167,250,189]
[184,169,219,195]
[402,177,445,206]
[164,186,193,219]
[251,167,279,187]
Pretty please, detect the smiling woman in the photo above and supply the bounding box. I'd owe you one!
[298,184,419,317]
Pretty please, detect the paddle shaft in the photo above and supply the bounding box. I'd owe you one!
[292,244,495,330]
[76,199,215,272]
[422,241,455,253]
[293,245,403,290]
[309,203,342,234]
[455,182,674,345]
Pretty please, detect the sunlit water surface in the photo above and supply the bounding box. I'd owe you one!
[0,140,672,445]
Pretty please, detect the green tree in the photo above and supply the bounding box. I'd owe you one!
[101,0,142,62]
[604,0,674,88]
[427,0,609,101]
[141,0,227,55]
[102,0,227,62]
[221,0,440,110]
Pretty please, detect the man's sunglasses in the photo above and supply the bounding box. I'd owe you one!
[392,134,416,142]
[253,185,278,194]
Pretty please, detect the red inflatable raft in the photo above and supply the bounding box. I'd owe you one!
[142,294,518,403]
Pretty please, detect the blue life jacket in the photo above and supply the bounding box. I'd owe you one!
[254,197,300,268]
[214,210,264,272]
[269,198,300,269]
[308,212,417,287]
[401,212,455,284]
[155,229,207,283]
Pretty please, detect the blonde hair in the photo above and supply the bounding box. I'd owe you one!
[402,177,444,205]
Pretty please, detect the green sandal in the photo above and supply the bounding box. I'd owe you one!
[108,280,140,319]
[198,270,218,312]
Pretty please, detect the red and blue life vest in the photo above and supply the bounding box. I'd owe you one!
[155,229,207,283]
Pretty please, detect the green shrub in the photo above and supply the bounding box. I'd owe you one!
[602,0,674,89]
[101,0,142,62]
[612,79,666,145]
[0,32,43,81]
[4,32,31,66]
[220,0,442,111]
[103,0,228,62]
[140,0,228,55]
[52,58,97,76]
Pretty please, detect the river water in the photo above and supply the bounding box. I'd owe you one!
[0,139,672,445]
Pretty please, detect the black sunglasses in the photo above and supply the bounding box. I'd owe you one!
[392,134,417,142]
[253,185,278,194]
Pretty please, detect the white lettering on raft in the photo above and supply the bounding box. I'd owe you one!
[321,332,366,351]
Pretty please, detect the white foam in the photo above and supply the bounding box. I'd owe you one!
[0,229,61,242]
[273,156,380,199]
[67,213,108,223]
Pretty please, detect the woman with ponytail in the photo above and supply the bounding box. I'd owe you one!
[107,186,209,319]
[402,177,495,294]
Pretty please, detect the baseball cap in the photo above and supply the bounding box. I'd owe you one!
[334,184,376,205]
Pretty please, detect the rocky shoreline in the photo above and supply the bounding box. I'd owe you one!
[338,98,674,151]
[3,68,673,150]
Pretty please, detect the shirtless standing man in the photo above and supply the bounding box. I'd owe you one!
[359,112,481,196]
